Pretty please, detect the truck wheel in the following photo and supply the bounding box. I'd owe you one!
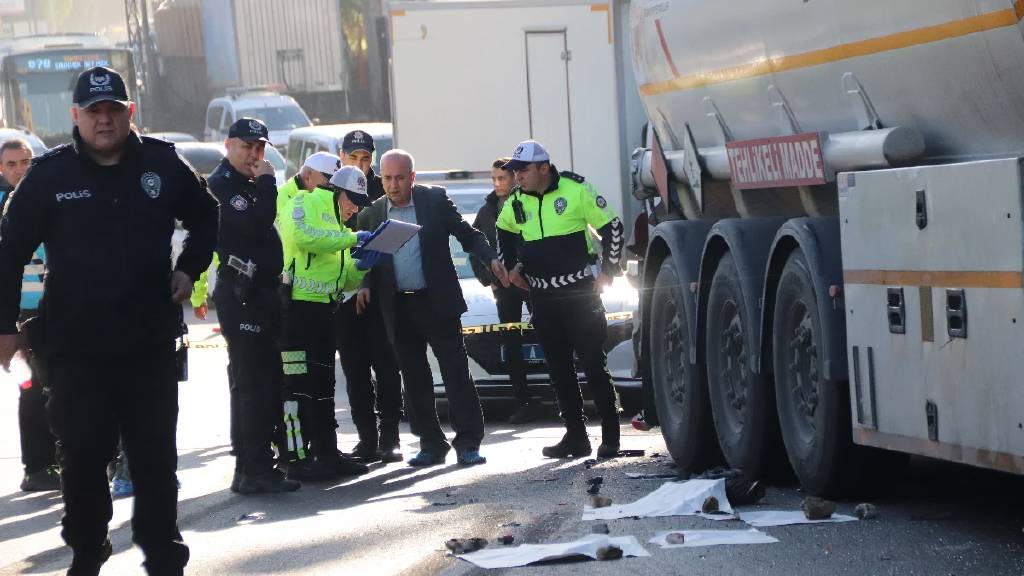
[649,259,720,473]
[772,249,852,495]
[706,252,784,478]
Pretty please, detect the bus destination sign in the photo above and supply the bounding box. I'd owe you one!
[14,52,111,75]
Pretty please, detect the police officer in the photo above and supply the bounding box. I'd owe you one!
[337,130,405,462]
[0,138,59,492]
[0,67,217,575]
[208,117,299,494]
[279,166,378,479]
[277,151,341,223]
[496,140,626,459]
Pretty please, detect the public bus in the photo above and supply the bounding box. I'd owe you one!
[0,34,134,146]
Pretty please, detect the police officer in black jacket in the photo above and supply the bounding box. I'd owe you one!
[208,118,300,494]
[0,67,217,576]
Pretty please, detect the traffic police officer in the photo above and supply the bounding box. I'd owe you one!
[276,151,341,223]
[0,67,217,575]
[338,130,405,462]
[208,117,299,494]
[496,140,626,459]
[279,166,379,479]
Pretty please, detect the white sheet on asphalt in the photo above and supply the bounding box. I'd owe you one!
[582,479,734,521]
[740,510,857,527]
[454,534,651,568]
[649,528,779,548]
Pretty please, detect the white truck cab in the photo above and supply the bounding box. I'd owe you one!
[204,88,312,148]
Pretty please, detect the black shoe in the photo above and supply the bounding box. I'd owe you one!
[238,470,301,494]
[596,443,620,459]
[67,538,112,576]
[285,460,336,481]
[230,470,241,493]
[542,431,592,458]
[379,445,403,463]
[597,420,621,458]
[350,441,384,462]
[508,403,538,425]
[21,466,60,492]
[320,452,370,477]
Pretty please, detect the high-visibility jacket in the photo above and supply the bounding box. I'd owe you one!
[190,252,218,308]
[495,168,624,290]
[276,175,302,228]
[280,187,364,303]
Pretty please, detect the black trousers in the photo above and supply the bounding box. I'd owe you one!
[46,340,188,572]
[214,282,283,475]
[493,286,530,405]
[530,280,618,429]
[18,309,56,474]
[392,291,484,453]
[280,300,339,461]
[335,296,403,447]
[18,362,55,474]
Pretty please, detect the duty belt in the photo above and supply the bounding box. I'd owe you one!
[526,268,592,290]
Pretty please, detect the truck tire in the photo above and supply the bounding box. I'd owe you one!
[772,249,852,495]
[649,259,720,473]
[706,252,784,479]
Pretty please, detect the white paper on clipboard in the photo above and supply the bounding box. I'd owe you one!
[361,219,421,254]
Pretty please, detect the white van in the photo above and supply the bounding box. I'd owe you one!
[204,89,312,148]
[286,123,392,176]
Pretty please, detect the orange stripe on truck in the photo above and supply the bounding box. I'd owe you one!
[843,270,1023,289]
[641,6,1024,96]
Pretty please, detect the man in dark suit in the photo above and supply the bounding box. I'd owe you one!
[355,149,509,466]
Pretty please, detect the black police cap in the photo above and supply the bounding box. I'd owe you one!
[228,117,270,143]
[341,130,375,153]
[73,67,130,109]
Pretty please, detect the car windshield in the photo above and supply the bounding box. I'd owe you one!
[178,147,224,177]
[449,235,477,280]
[265,146,286,171]
[447,187,489,214]
[237,105,311,131]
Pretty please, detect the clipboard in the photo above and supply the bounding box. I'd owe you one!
[352,219,421,258]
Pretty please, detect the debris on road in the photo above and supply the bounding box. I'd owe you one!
[586,477,603,495]
[584,459,598,469]
[702,496,720,514]
[651,529,779,549]
[665,532,686,545]
[801,496,837,520]
[500,522,522,528]
[236,512,266,524]
[431,501,458,507]
[618,450,646,457]
[498,534,515,545]
[596,544,623,560]
[625,472,679,479]
[582,479,734,521]
[591,523,610,535]
[740,510,857,527]
[446,538,488,554]
[453,535,650,569]
[590,494,613,508]
[855,503,879,520]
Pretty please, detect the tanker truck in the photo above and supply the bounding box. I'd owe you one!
[628,0,1024,495]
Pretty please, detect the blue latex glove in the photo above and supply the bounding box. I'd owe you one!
[355,230,374,247]
[355,249,383,271]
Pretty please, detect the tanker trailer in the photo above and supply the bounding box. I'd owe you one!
[629,0,1024,495]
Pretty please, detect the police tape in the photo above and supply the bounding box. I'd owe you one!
[461,311,633,335]
[187,310,635,342]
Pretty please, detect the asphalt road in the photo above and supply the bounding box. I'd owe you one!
[1,312,1022,575]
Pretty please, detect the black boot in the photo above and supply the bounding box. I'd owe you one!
[542,427,592,458]
[378,419,403,463]
[596,418,620,459]
[67,539,112,576]
[352,419,382,462]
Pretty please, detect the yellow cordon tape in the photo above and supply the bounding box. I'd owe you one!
[461,311,633,335]
[188,312,635,343]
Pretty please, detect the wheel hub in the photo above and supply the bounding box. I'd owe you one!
[719,308,747,412]
[661,300,686,404]
[787,311,820,423]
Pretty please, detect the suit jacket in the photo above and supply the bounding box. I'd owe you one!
[357,184,496,341]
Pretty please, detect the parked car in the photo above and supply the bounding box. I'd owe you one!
[145,131,198,143]
[286,122,392,175]
[416,173,641,409]
[0,127,47,155]
[204,89,312,148]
